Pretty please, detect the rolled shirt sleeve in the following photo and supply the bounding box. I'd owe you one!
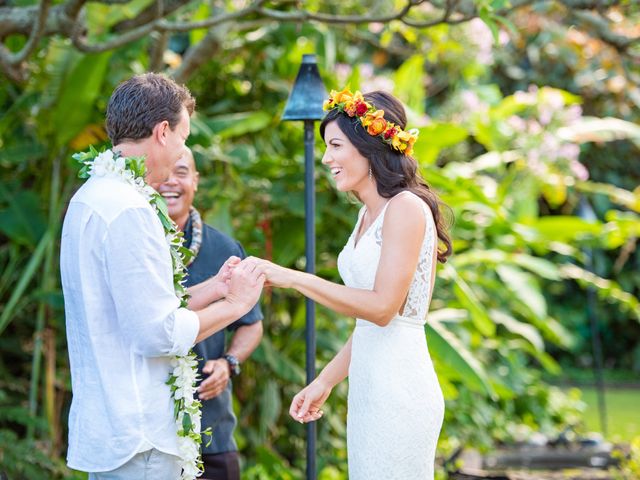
[105,206,199,357]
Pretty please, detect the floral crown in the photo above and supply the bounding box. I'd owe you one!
[323,87,419,156]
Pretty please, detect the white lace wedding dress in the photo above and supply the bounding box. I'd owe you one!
[337,192,445,479]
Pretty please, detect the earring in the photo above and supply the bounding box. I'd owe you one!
[369,166,373,181]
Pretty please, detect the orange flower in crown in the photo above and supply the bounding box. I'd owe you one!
[323,86,419,156]
[362,110,387,136]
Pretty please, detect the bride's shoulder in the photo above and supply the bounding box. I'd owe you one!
[383,191,427,231]
[387,190,424,214]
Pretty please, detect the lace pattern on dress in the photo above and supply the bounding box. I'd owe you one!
[371,200,436,321]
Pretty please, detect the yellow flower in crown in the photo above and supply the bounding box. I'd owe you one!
[324,86,354,110]
[362,109,387,136]
[405,133,418,156]
[391,129,411,151]
[333,86,353,104]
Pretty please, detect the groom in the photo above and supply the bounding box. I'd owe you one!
[60,73,265,479]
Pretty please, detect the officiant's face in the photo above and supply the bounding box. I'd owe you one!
[322,121,370,193]
[147,107,191,189]
[159,147,199,228]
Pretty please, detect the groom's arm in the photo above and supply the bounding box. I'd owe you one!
[106,209,264,357]
[193,258,264,343]
[187,256,240,311]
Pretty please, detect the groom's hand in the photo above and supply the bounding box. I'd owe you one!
[198,359,230,400]
[225,257,265,315]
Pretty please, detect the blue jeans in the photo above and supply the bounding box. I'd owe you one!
[88,449,181,480]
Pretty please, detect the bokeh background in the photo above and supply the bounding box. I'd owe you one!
[1,0,639,478]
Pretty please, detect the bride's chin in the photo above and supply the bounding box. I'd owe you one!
[334,181,350,192]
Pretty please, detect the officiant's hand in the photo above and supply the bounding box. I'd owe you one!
[225,257,265,314]
[198,359,230,400]
[289,379,330,424]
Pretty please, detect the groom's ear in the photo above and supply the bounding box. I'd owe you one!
[152,120,170,146]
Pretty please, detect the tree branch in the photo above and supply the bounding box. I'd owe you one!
[157,0,266,32]
[113,0,190,33]
[149,30,169,72]
[571,10,640,52]
[4,0,50,64]
[71,0,165,53]
[1,0,639,83]
[255,1,416,25]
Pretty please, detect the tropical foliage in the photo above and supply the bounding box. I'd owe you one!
[1,0,639,478]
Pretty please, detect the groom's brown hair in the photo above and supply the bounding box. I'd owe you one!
[106,73,195,146]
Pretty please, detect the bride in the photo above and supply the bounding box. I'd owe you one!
[255,88,452,479]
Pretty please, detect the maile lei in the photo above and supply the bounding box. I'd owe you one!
[72,146,210,480]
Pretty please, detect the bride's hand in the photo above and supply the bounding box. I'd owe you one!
[211,256,241,297]
[246,257,295,288]
[289,379,332,424]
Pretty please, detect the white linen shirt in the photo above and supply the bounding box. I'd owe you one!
[60,175,199,472]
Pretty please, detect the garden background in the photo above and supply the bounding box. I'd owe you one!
[1,0,639,478]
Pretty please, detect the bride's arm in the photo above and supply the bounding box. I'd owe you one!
[290,334,353,423]
[261,194,431,327]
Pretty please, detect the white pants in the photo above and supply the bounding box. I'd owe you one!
[88,449,181,480]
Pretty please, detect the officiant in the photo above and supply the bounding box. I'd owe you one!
[159,146,264,480]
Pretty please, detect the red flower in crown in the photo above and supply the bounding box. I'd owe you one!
[384,126,398,140]
[355,101,368,116]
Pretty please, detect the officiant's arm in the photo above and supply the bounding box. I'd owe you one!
[258,195,434,327]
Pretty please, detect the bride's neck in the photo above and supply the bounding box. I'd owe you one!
[358,184,387,218]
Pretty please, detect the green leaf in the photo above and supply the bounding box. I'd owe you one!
[182,412,192,434]
[528,216,602,243]
[51,51,113,148]
[0,229,54,335]
[491,309,544,351]
[496,265,547,320]
[478,8,500,44]
[258,380,281,441]
[445,265,495,336]
[0,187,47,247]
[253,337,305,384]
[204,112,273,139]
[394,54,425,115]
[426,318,495,398]
[413,123,468,165]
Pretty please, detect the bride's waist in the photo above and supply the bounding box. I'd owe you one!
[355,315,425,330]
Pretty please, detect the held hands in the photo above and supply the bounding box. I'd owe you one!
[289,379,332,424]
[245,257,296,288]
[211,256,241,299]
[225,257,266,314]
[197,359,230,401]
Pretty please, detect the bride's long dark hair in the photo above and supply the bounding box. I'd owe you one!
[320,90,453,263]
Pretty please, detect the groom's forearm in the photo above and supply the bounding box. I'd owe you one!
[194,299,247,343]
[187,276,226,311]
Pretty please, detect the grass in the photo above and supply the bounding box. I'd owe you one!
[578,387,640,443]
